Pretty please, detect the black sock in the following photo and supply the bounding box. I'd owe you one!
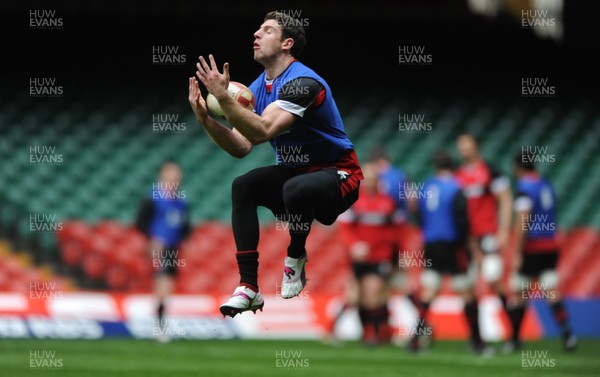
[372,305,389,341]
[287,242,307,259]
[406,293,417,306]
[157,302,165,322]
[464,300,482,344]
[358,306,368,329]
[236,250,259,291]
[359,307,375,342]
[371,306,388,328]
[282,178,315,259]
[360,307,381,342]
[508,305,526,342]
[551,301,570,335]
[418,301,431,322]
[410,296,420,319]
[287,218,310,259]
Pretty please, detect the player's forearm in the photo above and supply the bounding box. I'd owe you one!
[513,227,525,263]
[514,210,528,253]
[218,95,270,144]
[498,190,513,235]
[198,115,252,158]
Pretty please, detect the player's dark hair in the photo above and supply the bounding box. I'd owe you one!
[265,11,307,57]
[433,150,455,171]
[514,151,536,171]
[161,158,177,166]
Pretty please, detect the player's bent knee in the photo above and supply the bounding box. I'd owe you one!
[509,273,530,292]
[420,270,441,291]
[451,273,473,292]
[232,173,251,192]
[540,270,559,291]
[282,178,309,205]
[232,171,263,199]
[481,254,503,282]
[389,272,406,291]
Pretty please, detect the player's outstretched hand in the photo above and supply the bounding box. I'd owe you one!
[188,77,209,124]
[195,54,230,100]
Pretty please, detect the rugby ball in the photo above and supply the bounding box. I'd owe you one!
[206,81,255,118]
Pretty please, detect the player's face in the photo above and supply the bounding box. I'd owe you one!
[160,164,182,188]
[456,136,478,162]
[362,164,380,193]
[253,19,286,63]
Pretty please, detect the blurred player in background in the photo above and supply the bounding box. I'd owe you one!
[136,161,191,342]
[188,11,363,317]
[337,163,397,346]
[412,151,488,354]
[505,151,577,352]
[326,146,413,342]
[455,133,512,315]
[369,145,413,217]
[369,146,421,311]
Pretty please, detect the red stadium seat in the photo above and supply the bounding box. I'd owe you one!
[57,220,92,245]
[60,241,83,267]
[122,228,149,251]
[128,275,152,293]
[22,268,43,284]
[198,221,231,243]
[106,264,128,290]
[82,252,106,280]
[8,275,30,293]
[95,220,127,242]
[3,257,22,279]
[0,269,8,290]
[177,272,216,293]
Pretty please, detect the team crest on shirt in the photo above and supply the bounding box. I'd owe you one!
[337,170,350,181]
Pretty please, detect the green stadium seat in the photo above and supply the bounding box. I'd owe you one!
[1,92,597,230]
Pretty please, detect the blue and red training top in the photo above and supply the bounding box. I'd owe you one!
[247,60,363,188]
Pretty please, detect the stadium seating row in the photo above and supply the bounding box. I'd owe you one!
[51,220,600,297]
[2,90,598,298]
[0,240,73,293]
[1,92,598,228]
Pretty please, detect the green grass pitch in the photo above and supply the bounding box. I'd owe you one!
[1,339,598,377]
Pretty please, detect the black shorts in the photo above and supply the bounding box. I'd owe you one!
[425,241,470,275]
[352,262,392,279]
[231,161,361,251]
[313,167,360,224]
[235,165,360,225]
[390,248,400,268]
[152,246,179,277]
[520,250,559,277]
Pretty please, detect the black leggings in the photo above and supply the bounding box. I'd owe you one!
[231,165,357,256]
